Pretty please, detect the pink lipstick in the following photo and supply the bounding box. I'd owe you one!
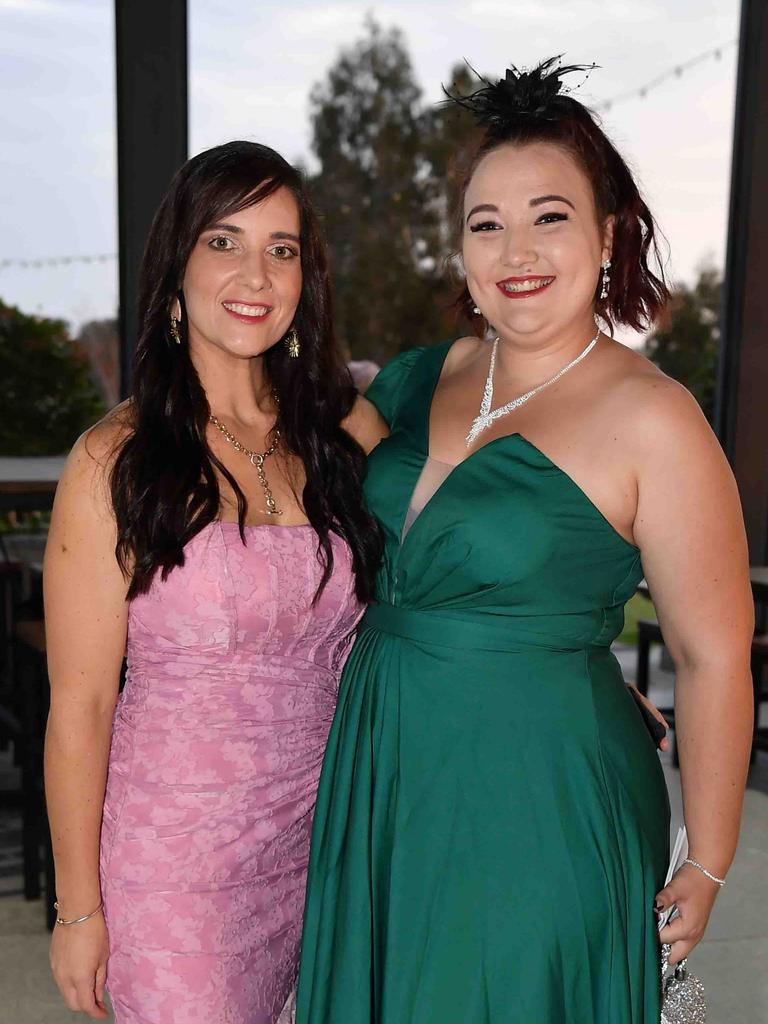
[221,300,273,324]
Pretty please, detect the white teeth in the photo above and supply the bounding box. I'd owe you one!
[223,302,269,316]
[501,278,554,293]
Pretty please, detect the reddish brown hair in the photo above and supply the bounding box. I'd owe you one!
[452,101,669,333]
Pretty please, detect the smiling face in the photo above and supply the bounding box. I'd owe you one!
[462,142,613,342]
[177,185,303,359]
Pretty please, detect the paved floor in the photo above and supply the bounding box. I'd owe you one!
[1,646,765,1023]
[615,644,768,1023]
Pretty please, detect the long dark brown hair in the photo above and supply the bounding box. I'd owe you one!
[111,141,382,602]
[448,58,669,332]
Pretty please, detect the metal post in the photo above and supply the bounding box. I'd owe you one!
[715,0,768,563]
[115,0,188,397]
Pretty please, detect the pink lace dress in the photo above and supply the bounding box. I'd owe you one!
[99,522,362,1023]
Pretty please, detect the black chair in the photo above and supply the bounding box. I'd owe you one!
[750,635,768,756]
[14,618,56,928]
[635,618,678,764]
[0,558,26,765]
[0,559,24,696]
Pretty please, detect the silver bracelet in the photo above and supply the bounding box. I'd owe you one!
[683,857,726,887]
[53,900,104,926]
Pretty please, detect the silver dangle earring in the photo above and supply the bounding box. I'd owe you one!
[285,327,300,358]
[169,313,181,345]
[600,259,611,301]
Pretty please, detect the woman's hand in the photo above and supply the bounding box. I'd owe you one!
[50,912,110,1019]
[655,862,721,965]
[627,683,671,752]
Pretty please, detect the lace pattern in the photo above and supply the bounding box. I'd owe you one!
[100,523,362,1023]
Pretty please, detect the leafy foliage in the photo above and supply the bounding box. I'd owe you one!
[308,20,478,363]
[312,23,722,382]
[644,265,721,422]
[0,300,105,455]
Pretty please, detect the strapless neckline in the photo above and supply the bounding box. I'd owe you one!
[215,520,314,531]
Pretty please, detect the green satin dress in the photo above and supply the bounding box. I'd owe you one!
[296,342,670,1024]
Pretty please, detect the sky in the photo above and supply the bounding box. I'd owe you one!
[0,0,741,337]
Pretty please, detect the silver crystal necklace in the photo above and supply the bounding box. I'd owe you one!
[465,321,601,447]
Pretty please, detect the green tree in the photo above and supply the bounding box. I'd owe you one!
[0,300,105,455]
[644,264,721,422]
[309,19,460,363]
[420,62,483,244]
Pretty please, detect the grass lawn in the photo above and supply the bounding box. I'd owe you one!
[617,592,656,646]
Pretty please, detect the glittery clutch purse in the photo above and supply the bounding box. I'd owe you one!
[658,827,707,1024]
[660,942,707,1023]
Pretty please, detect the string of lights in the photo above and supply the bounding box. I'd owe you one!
[0,41,737,272]
[594,40,736,113]
[0,253,116,270]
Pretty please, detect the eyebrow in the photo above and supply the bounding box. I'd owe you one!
[206,222,243,233]
[204,223,301,243]
[465,203,498,223]
[530,194,575,210]
[466,195,576,223]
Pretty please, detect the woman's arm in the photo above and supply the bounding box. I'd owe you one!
[44,423,130,1018]
[342,394,389,454]
[631,379,753,964]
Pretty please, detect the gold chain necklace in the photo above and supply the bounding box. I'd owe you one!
[209,414,282,517]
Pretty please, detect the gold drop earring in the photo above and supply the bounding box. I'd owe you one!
[285,327,300,358]
[169,312,181,345]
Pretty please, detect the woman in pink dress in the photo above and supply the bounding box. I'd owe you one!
[43,141,386,1023]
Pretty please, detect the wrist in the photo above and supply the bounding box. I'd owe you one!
[53,886,103,920]
[687,848,732,876]
[54,898,104,926]
[682,855,728,886]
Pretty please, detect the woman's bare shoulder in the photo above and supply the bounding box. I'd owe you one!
[601,341,716,458]
[60,400,135,500]
[442,335,486,377]
[46,406,135,599]
[82,399,135,456]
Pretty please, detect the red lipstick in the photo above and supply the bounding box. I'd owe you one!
[495,275,555,299]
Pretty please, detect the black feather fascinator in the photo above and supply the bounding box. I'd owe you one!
[444,55,597,136]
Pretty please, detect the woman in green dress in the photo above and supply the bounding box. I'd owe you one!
[296,59,753,1023]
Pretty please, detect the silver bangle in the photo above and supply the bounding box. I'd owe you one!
[53,900,104,926]
[683,857,726,887]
